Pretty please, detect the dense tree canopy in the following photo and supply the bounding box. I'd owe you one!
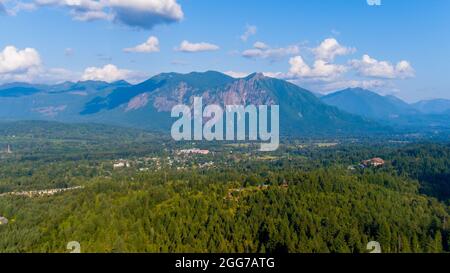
[0,122,449,253]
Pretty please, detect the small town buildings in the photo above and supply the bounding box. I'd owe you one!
[0,144,12,154]
[113,160,131,169]
[0,186,83,198]
[177,149,210,155]
[362,158,385,167]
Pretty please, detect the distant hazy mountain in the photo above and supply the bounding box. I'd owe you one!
[321,88,450,131]
[0,80,128,121]
[0,82,45,97]
[413,99,450,114]
[0,72,381,136]
[321,88,419,120]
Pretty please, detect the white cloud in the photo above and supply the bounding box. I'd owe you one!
[0,45,41,74]
[124,36,160,53]
[240,25,257,42]
[108,0,183,29]
[262,71,287,79]
[0,45,82,84]
[0,66,79,84]
[176,40,220,53]
[64,47,74,56]
[395,60,415,78]
[71,10,112,21]
[7,1,37,15]
[223,71,288,80]
[245,38,414,94]
[253,41,268,50]
[321,79,388,92]
[350,54,415,79]
[251,39,352,82]
[43,67,79,82]
[312,38,355,61]
[81,64,132,82]
[0,46,149,84]
[223,71,251,78]
[31,0,183,29]
[242,42,299,61]
[0,1,6,15]
[288,56,347,80]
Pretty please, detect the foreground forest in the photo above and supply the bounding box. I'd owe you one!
[0,121,449,253]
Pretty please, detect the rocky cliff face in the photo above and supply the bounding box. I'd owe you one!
[148,73,276,112]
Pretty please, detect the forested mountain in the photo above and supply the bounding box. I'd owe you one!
[321,88,418,120]
[0,72,381,136]
[82,71,381,135]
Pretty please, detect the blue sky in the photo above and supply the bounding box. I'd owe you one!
[0,0,449,102]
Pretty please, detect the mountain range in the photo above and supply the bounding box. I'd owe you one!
[412,99,450,115]
[321,88,450,130]
[0,71,449,136]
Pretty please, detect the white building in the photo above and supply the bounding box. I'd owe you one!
[0,216,8,225]
[113,160,131,169]
[177,149,210,155]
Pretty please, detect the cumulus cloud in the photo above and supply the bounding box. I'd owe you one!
[395,60,415,78]
[176,40,220,53]
[31,0,183,29]
[242,42,299,61]
[240,38,414,94]
[81,64,132,82]
[240,25,257,42]
[0,45,41,74]
[0,45,148,84]
[0,45,82,84]
[312,38,355,61]
[350,54,415,79]
[124,36,160,53]
[109,0,183,29]
[288,56,347,80]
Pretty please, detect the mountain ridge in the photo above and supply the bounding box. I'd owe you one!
[412,99,450,114]
[1,71,449,135]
